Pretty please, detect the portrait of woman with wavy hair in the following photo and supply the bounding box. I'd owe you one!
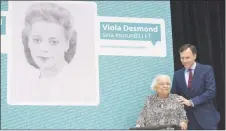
[22,2,77,78]
[9,1,99,106]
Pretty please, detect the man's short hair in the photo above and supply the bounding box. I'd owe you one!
[179,44,197,55]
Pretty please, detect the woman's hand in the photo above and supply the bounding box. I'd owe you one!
[135,124,141,127]
[180,121,188,130]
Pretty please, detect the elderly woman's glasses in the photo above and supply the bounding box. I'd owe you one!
[158,82,171,86]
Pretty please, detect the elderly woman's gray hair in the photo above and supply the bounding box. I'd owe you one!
[150,75,172,90]
[22,2,77,69]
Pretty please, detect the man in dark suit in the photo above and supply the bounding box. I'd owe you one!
[171,44,220,130]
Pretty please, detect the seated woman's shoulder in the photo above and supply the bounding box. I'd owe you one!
[169,93,180,99]
[146,94,157,100]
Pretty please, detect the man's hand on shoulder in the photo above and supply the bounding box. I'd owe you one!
[177,96,193,107]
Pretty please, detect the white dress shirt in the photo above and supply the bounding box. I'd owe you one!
[184,62,196,87]
[184,62,196,107]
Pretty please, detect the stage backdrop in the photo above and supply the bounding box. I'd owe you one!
[1,1,174,129]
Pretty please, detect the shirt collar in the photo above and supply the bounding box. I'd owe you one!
[185,62,196,72]
[155,93,172,101]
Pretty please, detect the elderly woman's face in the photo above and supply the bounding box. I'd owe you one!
[28,21,68,69]
[155,77,171,95]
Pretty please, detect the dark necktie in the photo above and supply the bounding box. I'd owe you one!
[188,69,193,88]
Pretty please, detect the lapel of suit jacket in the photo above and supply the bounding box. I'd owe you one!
[191,62,201,89]
[179,68,189,94]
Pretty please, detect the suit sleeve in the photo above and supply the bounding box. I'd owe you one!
[171,73,178,94]
[191,66,216,106]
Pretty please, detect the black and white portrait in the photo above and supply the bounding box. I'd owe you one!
[8,1,99,105]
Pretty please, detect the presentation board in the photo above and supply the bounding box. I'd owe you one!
[1,1,174,129]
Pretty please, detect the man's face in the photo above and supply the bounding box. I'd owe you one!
[180,48,196,69]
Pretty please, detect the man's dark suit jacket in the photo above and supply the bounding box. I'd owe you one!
[171,62,220,129]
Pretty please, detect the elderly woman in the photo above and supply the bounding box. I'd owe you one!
[136,75,188,130]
